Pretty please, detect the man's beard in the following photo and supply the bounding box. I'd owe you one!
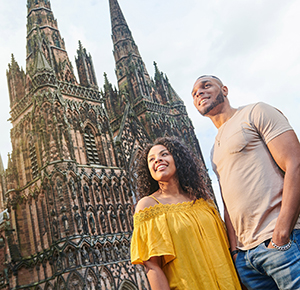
[200,90,225,116]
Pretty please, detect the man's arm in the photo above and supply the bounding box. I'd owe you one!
[267,130,300,247]
[224,202,238,260]
[224,202,249,289]
[144,256,170,290]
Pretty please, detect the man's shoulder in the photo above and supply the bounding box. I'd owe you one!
[239,102,269,111]
[241,102,277,112]
[239,102,279,118]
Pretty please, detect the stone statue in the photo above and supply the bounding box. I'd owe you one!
[52,218,58,238]
[56,178,63,199]
[89,213,96,234]
[74,213,82,232]
[123,183,129,201]
[104,245,112,262]
[103,183,110,202]
[62,214,69,231]
[93,183,101,202]
[94,247,102,263]
[69,178,76,200]
[100,210,107,233]
[83,184,90,202]
[56,255,62,271]
[67,248,76,267]
[110,209,117,232]
[113,183,120,202]
[82,247,90,264]
[118,208,126,231]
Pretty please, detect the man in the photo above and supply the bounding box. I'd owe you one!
[192,75,300,289]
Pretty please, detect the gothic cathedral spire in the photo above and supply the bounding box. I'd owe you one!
[109,0,151,101]
[26,0,76,83]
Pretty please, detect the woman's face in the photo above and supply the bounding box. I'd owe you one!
[147,145,177,182]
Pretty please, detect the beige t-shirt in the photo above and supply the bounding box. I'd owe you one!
[211,102,300,250]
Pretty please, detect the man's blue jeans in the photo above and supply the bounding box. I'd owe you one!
[235,229,300,290]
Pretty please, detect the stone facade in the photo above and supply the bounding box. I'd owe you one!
[0,0,212,289]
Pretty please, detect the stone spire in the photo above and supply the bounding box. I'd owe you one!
[6,54,25,108]
[109,0,128,30]
[26,0,76,83]
[0,155,4,176]
[108,0,151,99]
[75,41,98,89]
[153,61,184,105]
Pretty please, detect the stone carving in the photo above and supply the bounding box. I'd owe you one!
[104,244,112,262]
[52,218,58,238]
[52,32,60,48]
[89,213,96,234]
[113,182,120,202]
[67,248,76,267]
[83,184,90,202]
[109,208,117,233]
[56,178,63,200]
[86,273,97,290]
[93,182,101,202]
[123,183,129,201]
[99,207,107,233]
[69,178,76,200]
[120,243,129,259]
[126,205,134,230]
[62,214,69,232]
[94,246,103,263]
[113,244,121,260]
[118,207,127,231]
[103,183,110,203]
[56,254,62,271]
[81,246,90,264]
[74,213,82,232]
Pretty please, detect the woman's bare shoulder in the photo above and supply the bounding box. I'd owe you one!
[135,195,158,214]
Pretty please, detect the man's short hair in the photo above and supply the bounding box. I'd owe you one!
[197,75,223,86]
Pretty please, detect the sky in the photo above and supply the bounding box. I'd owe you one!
[1,0,300,212]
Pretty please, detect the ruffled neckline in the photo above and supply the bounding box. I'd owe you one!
[134,199,201,215]
[133,198,214,225]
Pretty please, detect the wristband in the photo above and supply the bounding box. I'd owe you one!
[230,249,239,257]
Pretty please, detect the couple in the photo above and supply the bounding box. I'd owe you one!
[131,76,300,289]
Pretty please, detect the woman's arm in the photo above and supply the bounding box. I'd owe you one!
[144,256,170,290]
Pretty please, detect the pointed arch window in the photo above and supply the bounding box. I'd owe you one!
[29,139,38,179]
[84,127,100,165]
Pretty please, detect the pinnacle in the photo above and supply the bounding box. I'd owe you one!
[11,54,15,63]
[0,154,4,174]
[109,0,128,29]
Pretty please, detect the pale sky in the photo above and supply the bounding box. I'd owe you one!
[1,0,300,212]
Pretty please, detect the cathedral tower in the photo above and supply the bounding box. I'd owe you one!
[0,0,212,289]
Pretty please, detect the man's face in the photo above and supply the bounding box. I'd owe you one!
[192,77,226,116]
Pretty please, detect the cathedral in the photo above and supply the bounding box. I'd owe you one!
[0,0,212,289]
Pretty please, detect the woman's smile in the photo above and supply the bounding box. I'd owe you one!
[148,145,177,181]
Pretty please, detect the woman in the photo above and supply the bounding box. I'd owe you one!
[130,137,241,290]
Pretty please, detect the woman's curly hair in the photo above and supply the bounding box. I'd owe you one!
[134,137,209,201]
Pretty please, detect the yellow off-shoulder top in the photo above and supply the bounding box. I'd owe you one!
[131,198,241,289]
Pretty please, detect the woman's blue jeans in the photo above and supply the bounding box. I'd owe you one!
[235,229,300,290]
